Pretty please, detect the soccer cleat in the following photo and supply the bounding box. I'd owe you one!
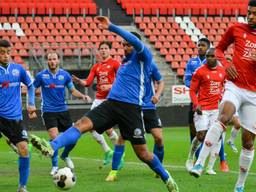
[227,140,238,153]
[234,186,244,192]
[50,166,58,176]
[17,185,28,192]
[185,159,194,172]
[190,164,203,178]
[220,161,229,172]
[206,167,217,175]
[29,134,54,157]
[61,156,75,170]
[103,149,114,166]
[165,172,179,192]
[105,170,118,182]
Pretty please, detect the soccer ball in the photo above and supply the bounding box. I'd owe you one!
[53,167,76,190]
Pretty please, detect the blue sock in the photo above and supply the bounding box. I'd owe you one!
[50,127,81,151]
[112,145,125,170]
[51,150,58,167]
[153,144,164,163]
[147,154,169,182]
[18,156,30,186]
[195,143,202,159]
[61,144,76,159]
[219,139,225,162]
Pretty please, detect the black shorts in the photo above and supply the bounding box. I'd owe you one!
[143,109,162,133]
[42,111,73,132]
[188,102,195,124]
[86,99,146,145]
[0,116,28,145]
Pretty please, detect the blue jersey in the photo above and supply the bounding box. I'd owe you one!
[34,69,74,112]
[0,63,33,120]
[107,24,153,105]
[142,62,163,110]
[184,56,206,87]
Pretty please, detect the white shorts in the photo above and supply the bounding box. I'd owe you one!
[194,109,219,132]
[222,81,256,134]
[90,99,106,110]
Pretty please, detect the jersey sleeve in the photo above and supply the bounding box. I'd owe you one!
[184,59,192,87]
[216,25,235,68]
[113,60,120,73]
[33,73,42,88]
[85,65,96,86]
[20,66,33,87]
[189,70,201,107]
[151,62,163,81]
[65,72,75,90]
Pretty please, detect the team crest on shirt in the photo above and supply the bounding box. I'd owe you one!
[133,128,143,138]
[42,74,50,79]
[58,75,64,81]
[12,69,20,76]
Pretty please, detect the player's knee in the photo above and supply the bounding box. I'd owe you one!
[242,140,254,150]
[196,132,205,142]
[18,145,29,157]
[74,117,93,133]
[219,114,231,125]
[154,136,163,146]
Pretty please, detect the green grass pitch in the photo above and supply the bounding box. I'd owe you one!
[0,128,255,192]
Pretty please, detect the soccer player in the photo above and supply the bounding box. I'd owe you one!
[72,41,120,167]
[185,48,226,175]
[30,16,178,192]
[190,1,256,191]
[33,52,91,175]
[226,114,241,153]
[105,60,165,181]
[185,38,229,172]
[0,39,36,192]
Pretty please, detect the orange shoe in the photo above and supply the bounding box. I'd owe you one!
[220,161,229,172]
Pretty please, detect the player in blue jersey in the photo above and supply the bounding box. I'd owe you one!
[0,39,36,192]
[105,60,165,181]
[33,52,91,175]
[185,38,229,172]
[30,16,178,192]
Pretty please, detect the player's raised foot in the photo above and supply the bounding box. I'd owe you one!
[165,172,179,192]
[61,156,75,170]
[220,160,229,172]
[17,185,28,192]
[50,166,58,176]
[190,164,203,178]
[103,149,114,166]
[105,170,118,182]
[205,167,216,175]
[234,186,244,192]
[29,134,54,157]
[185,159,194,172]
[227,140,238,153]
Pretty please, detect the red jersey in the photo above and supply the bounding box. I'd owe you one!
[84,58,120,99]
[190,64,226,110]
[216,23,256,91]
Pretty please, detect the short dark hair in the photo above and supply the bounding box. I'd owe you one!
[99,41,112,49]
[0,39,11,48]
[130,31,141,40]
[198,38,210,48]
[249,0,256,6]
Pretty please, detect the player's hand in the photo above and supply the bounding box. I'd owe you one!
[72,75,80,84]
[195,105,202,115]
[225,64,238,79]
[151,96,159,104]
[100,84,112,91]
[95,16,110,29]
[27,105,37,119]
[82,95,92,103]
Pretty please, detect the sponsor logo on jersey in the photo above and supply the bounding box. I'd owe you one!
[42,74,50,79]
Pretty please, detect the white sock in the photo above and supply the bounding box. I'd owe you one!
[91,130,110,152]
[108,130,118,145]
[195,121,225,167]
[235,148,254,188]
[229,126,239,143]
[207,140,221,170]
[222,132,226,143]
[188,137,201,160]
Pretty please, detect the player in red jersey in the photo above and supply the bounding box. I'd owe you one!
[72,41,120,167]
[190,1,256,191]
[185,48,226,175]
